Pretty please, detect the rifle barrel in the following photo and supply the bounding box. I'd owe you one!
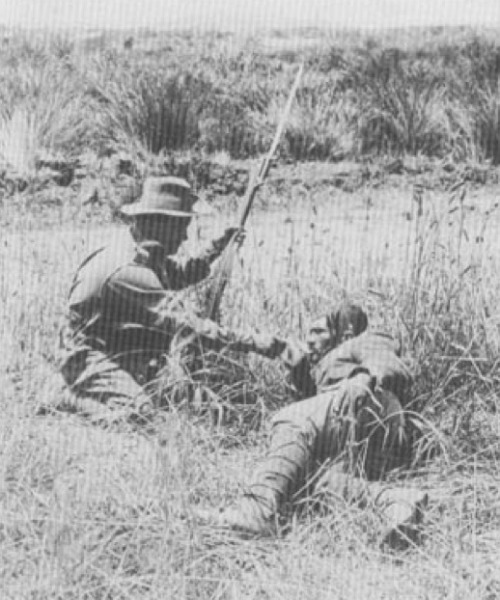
[207,63,303,321]
[237,63,303,229]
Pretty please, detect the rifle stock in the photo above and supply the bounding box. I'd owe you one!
[206,64,303,322]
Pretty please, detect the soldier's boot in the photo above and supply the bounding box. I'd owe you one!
[39,384,156,430]
[36,386,118,423]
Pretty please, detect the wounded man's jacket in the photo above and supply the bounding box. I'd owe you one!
[283,332,413,404]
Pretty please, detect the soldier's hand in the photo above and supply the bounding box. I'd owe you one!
[279,338,310,368]
[252,334,287,359]
[209,227,246,260]
[222,227,246,248]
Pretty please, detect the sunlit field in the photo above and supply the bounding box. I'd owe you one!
[1,26,500,600]
[2,176,500,598]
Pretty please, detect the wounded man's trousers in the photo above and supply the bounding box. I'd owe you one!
[247,379,411,518]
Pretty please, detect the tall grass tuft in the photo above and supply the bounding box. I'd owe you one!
[283,74,357,161]
[388,181,500,464]
[0,61,92,178]
[0,107,38,178]
[469,81,500,164]
[349,54,454,157]
[87,56,210,156]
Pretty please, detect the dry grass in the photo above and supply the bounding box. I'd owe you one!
[1,177,500,599]
[0,62,93,177]
[1,26,500,599]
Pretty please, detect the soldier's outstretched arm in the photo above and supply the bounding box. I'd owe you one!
[156,307,287,359]
[280,338,317,398]
[106,261,285,358]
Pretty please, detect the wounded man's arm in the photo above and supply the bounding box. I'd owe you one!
[347,333,413,399]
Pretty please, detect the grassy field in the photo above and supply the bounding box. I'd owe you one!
[1,23,500,600]
[1,171,500,598]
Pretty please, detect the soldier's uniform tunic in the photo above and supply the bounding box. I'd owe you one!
[59,232,279,420]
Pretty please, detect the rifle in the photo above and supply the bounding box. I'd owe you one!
[206,63,304,322]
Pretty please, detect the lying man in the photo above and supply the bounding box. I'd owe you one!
[57,176,285,425]
[201,303,428,547]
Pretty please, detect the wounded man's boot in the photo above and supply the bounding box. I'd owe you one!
[315,467,429,550]
[197,418,316,537]
[199,492,280,538]
[195,391,361,538]
[375,487,429,550]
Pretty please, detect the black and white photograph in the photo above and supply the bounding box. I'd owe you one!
[1,0,500,597]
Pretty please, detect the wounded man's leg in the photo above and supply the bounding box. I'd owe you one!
[314,466,429,549]
[196,390,347,536]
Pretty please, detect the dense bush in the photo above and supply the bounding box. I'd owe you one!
[1,28,500,170]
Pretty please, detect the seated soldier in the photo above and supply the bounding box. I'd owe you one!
[57,176,285,425]
[199,303,428,548]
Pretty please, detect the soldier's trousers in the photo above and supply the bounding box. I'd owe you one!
[58,347,155,423]
[247,379,411,520]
